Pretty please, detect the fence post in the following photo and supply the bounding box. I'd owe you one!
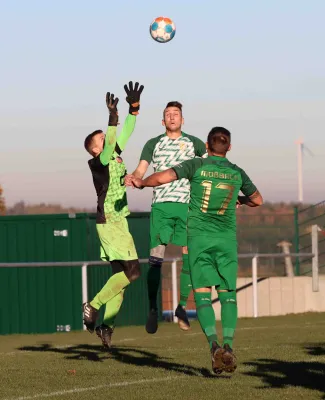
[82,263,88,330]
[171,260,178,323]
[311,225,319,292]
[294,206,300,276]
[252,256,258,318]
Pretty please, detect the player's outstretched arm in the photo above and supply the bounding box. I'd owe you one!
[132,168,177,189]
[117,81,144,152]
[125,160,149,187]
[125,136,155,186]
[237,190,263,207]
[100,92,118,166]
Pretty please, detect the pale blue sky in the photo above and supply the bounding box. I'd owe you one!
[0,0,324,210]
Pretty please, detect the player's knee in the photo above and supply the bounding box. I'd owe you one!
[218,290,237,305]
[149,245,165,268]
[123,260,141,282]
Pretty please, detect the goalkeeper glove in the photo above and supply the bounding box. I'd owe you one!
[106,92,119,126]
[124,81,144,115]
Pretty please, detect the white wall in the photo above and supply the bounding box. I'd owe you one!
[212,276,325,319]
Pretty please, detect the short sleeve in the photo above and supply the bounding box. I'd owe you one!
[186,134,207,157]
[88,156,103,170]
[140,138,157,164]
[240,169,257,196]
[194,138,207,157]
[172,158,202,181]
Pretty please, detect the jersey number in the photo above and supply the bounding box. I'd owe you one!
[200,180,235,215]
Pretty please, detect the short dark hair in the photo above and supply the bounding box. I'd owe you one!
[84,130,103,152]
[207,127,231,155]
[164,101,183,117]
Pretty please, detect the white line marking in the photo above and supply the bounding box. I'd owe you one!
[4,376,179,400]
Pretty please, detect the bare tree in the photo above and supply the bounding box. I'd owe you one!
[0,185,6,215]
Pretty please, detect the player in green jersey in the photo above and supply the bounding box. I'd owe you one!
[130,127,263,374]
[82,81,144,349]
[125,101,206,334]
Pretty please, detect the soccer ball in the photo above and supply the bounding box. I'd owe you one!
[150,17,176,43]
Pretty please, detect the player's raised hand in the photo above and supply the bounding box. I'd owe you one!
[106,92,119,126]
[124,81,144,115]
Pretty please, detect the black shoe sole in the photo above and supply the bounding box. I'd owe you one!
[84,322,95,334]
[145,312,158,334]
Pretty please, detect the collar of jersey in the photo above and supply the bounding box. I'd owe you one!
[164,131,185,139]
[209,155,227,160]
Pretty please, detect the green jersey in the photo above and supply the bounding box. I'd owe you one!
[140,132,206,204]
[88,114,136,223]
[173,156,257,239]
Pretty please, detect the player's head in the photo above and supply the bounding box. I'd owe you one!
[207,127,231,156]
[84,130,105,157]
[162,101,184,132]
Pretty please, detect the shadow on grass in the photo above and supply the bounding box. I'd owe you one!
[305,343,325,357]
[242,343,325,398]
[18,343,227,379]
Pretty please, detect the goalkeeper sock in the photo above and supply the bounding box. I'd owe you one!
[179,253,192,307]
[90,271,130,310]
[103,289,125,328]
[218,291,238,349]
[147,265,161,310]
[194,291,218,349]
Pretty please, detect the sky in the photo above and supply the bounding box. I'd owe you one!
[1,0,325,211]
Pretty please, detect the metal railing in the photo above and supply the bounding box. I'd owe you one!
[0,225,320,324]
[0,254,318,323]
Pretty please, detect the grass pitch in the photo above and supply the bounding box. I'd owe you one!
[0,313,325,400]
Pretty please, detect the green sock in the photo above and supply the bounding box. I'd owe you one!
[103,289,125,328]
[90,271,130,310]
[147,266,161,310]
[218,291,238,349]
[194,291,218,349]
[179,254,192,307]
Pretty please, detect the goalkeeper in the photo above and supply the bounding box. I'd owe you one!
[82,81,144,349]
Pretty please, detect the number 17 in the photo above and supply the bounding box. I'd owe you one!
[200,180,235,215]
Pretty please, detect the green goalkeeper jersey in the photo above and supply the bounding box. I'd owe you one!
[88,114,136,223]
[173,156,257,239]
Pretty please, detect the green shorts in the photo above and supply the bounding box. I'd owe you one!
[188,236,238,290]
[150,202,189,249]
[96,218,138,261]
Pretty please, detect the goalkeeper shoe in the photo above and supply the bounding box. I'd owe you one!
[222,344,237,373]
[175,304,191,331]
[145,309,158,334]
[211,342,225,375]
[96,324,114,350]
[82,302,98,334]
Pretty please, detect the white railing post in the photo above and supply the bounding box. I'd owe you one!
[82,263,88,330]
[252,256,258,318]
[171,259,178,323]
[311,225,319,292]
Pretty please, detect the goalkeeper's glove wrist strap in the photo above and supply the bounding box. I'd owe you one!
[129,102,140,115]
[108,112,118,126]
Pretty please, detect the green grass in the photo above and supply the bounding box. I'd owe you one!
[1,313,325,400]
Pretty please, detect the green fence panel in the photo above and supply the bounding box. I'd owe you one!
[0,212,155,334]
